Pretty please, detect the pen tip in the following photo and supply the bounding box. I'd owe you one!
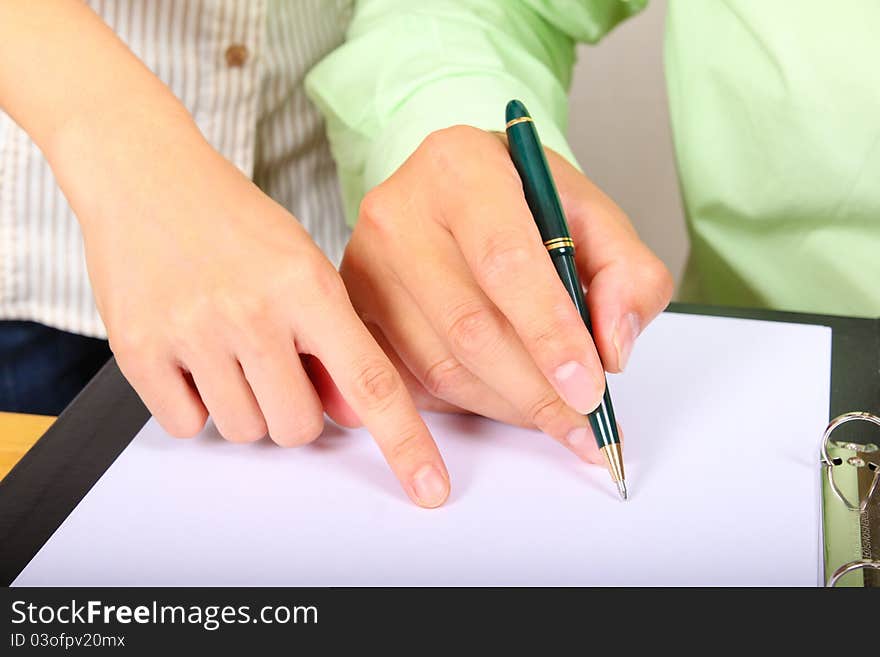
[617,480,628,501]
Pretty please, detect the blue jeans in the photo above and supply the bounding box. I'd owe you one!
[0,321,112,415]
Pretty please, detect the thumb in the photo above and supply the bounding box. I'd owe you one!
[583,258,672,373]
[546,149,674,372]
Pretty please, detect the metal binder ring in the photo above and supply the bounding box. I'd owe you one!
[826,559,880,587]
[820,412,880,513]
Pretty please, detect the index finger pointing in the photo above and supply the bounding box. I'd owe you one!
[299,295,451,508]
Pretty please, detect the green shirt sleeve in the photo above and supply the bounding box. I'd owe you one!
[305,0,646,225]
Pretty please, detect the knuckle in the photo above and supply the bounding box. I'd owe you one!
[439,123,482,140]
[528,312,575,357]
[525,392,568,430]
[445,302,502,359]
[388,426,425,464]
[306,262,348,304]
[352,360,403,411]
[220,417,267,444]
[478,235,532,287]
[527,296,592,363]
[240,296,273,327]
[237,335,276,370]
[223,295,274,338]
[273,412,325,447]
[420,126,455,154]
[108,327,150,362]
[421,356,470,399]
[160,410,207,439]
[166,300,212,347]
[420,125,475,171]
[273,250,346,302]
[639,255,675,307]
[656,263,676,304]
[358,186,396,235]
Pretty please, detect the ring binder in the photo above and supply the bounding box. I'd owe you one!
[820,412,880,514]
[821,412,880,587]
[827,559,880,587]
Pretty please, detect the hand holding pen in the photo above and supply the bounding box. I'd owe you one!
[340,121,673,486]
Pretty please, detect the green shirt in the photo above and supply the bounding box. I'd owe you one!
[667,0,880,318]
[306,0,880,318]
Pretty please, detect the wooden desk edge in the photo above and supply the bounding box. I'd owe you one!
[0,412,56,480]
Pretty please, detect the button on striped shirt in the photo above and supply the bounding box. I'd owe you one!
[0,0,354,338]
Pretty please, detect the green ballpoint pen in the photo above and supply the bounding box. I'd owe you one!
[505,99,627,501]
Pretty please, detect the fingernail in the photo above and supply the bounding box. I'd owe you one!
[612,312,641,371]
[554,361,600,413]
[412,465,449,508]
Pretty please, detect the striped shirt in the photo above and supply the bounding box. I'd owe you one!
[1,0,646,339]
[0,0,355,338]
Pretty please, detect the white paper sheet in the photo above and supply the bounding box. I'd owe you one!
[14,312,831,586]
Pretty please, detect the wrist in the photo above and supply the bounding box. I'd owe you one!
[47,94,214,229]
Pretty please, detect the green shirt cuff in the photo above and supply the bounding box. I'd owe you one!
[305,0,645,227]
[310,72,578,227]
[363,76,580,217]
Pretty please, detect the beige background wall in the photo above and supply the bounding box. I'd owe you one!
[566,0,688,283]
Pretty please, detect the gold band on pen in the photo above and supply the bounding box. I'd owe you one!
[505,116,533,129]
[543,237,575,251]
